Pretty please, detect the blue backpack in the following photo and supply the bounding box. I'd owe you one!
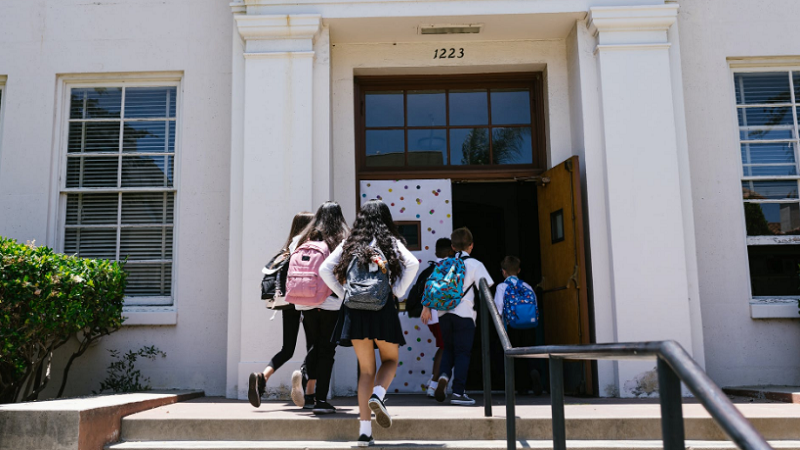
[421,255,471,311]
[502,277,538,329]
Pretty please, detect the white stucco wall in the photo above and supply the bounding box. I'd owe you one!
[678,0,800,387]
[0,0,233,397]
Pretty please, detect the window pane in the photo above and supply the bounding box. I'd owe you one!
[124,262,172,297]
[734,72,791,105]
[69,122,122,153]
[744,202,800,235]
[408,129,446,166]
[738,107,794,140]
[742,180,799,199]
[64,227,117,259]
[365,91,403,127]
[123,121,174,153]
[449,90,488,126]
[121,155,172,187]
[407,91,445,127]
[121,192,173,224]
[124,87,177,119]
[66,193,118,225]
[748,245,800,296]
[491,89,531,125]
[492,127,532,165]
[120,227,173,260]
[365,130,404,167]
[450,128,489,165]
[70,87,122,119]
[66,156,119,188]
[395,222,421,250]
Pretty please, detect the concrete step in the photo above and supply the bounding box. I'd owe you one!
[118,397,800,442]
[106,440,800,450]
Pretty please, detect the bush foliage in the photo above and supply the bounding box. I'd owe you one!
[0,237,127,403]
[96,346,167,394]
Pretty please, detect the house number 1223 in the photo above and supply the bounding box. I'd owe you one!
[433,48,464,59]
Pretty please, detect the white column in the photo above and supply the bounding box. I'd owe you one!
[228,12,324,399]
[588,5,701,397]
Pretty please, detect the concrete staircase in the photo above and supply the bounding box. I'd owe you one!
[106,395,800,450]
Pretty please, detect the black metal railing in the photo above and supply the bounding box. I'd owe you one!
[477,278,772,450]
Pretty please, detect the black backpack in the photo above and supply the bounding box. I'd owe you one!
[261,250,291,307]
[405,262,435,318]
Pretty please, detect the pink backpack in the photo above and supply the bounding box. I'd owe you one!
[285,240,332,306]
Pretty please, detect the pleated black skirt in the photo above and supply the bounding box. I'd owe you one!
[332,299,406,347]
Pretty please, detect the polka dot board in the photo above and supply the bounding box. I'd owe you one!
[359,179,453,392]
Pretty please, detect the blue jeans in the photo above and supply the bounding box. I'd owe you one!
[438,313,475,395]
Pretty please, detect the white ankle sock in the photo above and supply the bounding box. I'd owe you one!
[372,385,386,401]
[429,380,438,389]
[359,420,372,436]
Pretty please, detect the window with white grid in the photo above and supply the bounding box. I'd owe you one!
[63,85,177,306]
[736,71,800,298]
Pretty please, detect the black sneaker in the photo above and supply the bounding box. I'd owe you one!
[247,372,264,408]
[531,369,543,396]
[357,434,374,447]
[290,370,305,408]
[451,393,476,406]
[302,394,315,409]
[434,376,448,403]
[368,394,392,428]
[312,400,337,415]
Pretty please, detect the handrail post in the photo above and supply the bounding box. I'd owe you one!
[657,357,685,450]
[480,288,492,417]
[550,357,566,450]
[505,355,516,450]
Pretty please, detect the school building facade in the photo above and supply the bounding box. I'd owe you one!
[0,0,798,400]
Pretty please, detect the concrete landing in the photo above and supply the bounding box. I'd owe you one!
[119,395,800,442]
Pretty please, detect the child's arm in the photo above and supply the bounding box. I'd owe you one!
[421,306,432,324]
[319,243,346,298]
[392,241,420,298]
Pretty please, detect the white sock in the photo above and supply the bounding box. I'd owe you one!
[359,420,372,436]
[429,380,438,389]
[372,385,386,401]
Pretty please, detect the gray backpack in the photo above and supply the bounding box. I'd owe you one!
[343,248,391,311]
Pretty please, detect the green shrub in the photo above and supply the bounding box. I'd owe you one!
[0,237,127,403]
[95,346,167,394]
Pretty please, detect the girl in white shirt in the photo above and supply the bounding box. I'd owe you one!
[319,200,419,447]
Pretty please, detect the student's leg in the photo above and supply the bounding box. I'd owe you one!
[374,339,399,389]
[432,348,443,380]
[302,310,320,396]
[264,306,302,381]
[450,316,476,396]
[352,339,377,421]
[312,310,339,403]
[437,314,456,381]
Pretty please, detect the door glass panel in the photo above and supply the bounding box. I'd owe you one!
[449,90,488,126]
[492,128,532,165]
[407,90,446,127]
[742,180,799,199]
[450,128,489,165]
[366,130,405,167]
[744,202,800,235]
[491,89,531,125]
[365,91,404,127]
[408,129,446,166]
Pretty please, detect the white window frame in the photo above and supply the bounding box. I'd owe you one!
[52,73,183,311]
[729,62,800,319]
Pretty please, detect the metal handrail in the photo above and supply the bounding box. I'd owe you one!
[477,278,772,450]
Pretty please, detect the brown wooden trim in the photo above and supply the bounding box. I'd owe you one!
[534,73,547,169]
[569,155,593,395]
[395,220,422,251]
[358,167,543,182]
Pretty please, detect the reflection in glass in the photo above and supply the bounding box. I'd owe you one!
[366,130,405,167]
[738,107,794,140]
[744,202,800,235]
[365,92,404,127]
[68,122,121,153]
[122,155,172,187]
[747,245,800,296]
[123,121,175,153]
[408,129,446,166]
[742,180,799,200]
[407,91,446,127]
[491,128,532,165]
[450,128,489,165]
[741,142,797,176]
[70,87,122,119]
[491,89,531,125]
[449,90,488,126]
[735,72,791,105]
[125,87,177,119]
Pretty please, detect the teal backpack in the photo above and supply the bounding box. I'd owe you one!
[421,254,472,311]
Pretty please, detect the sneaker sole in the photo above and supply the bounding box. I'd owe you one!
[450,399,476,406]
[357,440,374,447]
[368,399,392,428]
[290,370,305,408]
[247,373,261,408]
[434,379,447,403]
[312,409,336,415]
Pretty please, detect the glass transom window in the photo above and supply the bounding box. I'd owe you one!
[63,85,178,305]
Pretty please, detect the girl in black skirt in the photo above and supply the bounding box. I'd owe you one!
[319,200,419,447]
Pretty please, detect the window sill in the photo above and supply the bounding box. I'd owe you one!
[750,299,800,319]
[122,306,177,326]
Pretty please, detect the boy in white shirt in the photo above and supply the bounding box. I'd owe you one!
[494,256,543,396]
[432,227,493,406]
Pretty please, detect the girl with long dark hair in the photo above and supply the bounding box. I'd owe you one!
[288,202,349,414]
[248,212,314,409]
[319,200,419,446]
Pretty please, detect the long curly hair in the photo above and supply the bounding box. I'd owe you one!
[334,200,405,284]
[295,202,349,252]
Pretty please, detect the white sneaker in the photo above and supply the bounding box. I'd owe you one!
[426,381,437,398]
[451,393,476,406]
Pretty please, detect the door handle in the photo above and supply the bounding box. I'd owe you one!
[538,265,580,295]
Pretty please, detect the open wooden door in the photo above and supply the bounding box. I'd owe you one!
[537,156,593,395]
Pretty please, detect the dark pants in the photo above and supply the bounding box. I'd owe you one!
[302,308,339,402]
[508,326,537,393]
[438,313,475,395]
[267,305,307,371]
